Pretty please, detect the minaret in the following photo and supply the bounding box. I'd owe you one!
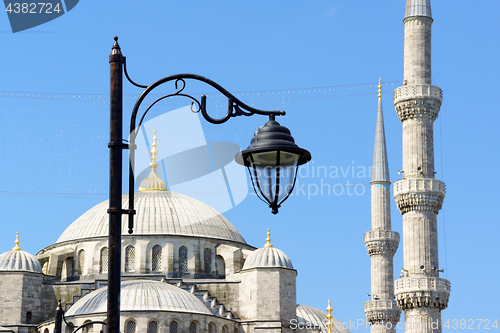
[364,80,400,332]
[393,1,450,332]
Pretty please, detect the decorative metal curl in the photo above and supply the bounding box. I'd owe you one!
[124,63,286,235]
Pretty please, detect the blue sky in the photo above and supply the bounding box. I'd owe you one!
[1,0,499,331]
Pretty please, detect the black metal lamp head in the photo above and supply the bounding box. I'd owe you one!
[236,115,311,214]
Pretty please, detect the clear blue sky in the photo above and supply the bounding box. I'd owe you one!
[1,1,499,331]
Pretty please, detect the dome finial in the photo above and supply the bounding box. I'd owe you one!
[264,229,273,248]
[326,299,333,333]
[378,78,382,99]
[12,232,22,251]
[139,129,167,191]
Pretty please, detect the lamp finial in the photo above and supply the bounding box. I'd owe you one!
[12,232,22,251]
[264,229,273,248]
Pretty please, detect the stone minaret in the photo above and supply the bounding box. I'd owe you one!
[364,80,401,333]
[393,1,450,332]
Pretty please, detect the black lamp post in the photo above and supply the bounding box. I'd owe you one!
[106,37,310,333]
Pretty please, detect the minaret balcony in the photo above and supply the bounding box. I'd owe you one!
[393,84,442,121]
[364,230,400,243]
[364,300,401,325]
[364,230,399,256]
[394,277,450,310]
[393,178,445,214]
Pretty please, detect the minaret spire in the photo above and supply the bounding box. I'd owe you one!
[364,81,400,332]
[394,0,450,332]
[372,79,390,184]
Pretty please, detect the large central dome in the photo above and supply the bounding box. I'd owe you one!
[57,191,246,244]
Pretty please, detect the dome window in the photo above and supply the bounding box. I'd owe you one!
[152,245,161,272]
[179,246,188,273]
[203,248,212,274]
[125,245,135,272]
[189,322,197,333]
[147,320,158,333]
[169,320,178,333]
[125,320,136,333]
[77,250,85,275]
[100,247,109,274]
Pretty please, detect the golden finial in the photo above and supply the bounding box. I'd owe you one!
[378,78,382,98]
[139,129,167,191]
[12,232,22,251]
[264,229,273,248]
[326,299,333,333]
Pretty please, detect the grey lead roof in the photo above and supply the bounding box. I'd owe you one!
[371,97,390,183]
[405,0,432,19]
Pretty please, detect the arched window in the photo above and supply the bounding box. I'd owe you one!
[169,320,178,333]
[189,321,197,333]
[216,255,225,276]
[179,246,188,272]
[152,245,162,271]
[77,249,85,275]
[222,325,228,333]
[44,328,49,333]
[42,262,49,275]
[208,322,215,333]
[61,260,67,280]
[125,245,135,272]
[234,327,238,333]
[147,320,158,333]
[100,247,109,273]
[125,320,136,333]
[204,248,212,274]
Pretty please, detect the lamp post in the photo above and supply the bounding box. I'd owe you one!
[107,37,310,333]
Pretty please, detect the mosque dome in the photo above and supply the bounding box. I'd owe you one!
[242,229,293,270]
[0,233,42,273]
[56,191,246,245]
[296,304,350,333]
[66,279,212,316]
[56,130,246,245]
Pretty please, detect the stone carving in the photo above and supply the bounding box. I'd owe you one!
[365,239,399,256]
[394,277,450,310]
[365,300,401,325]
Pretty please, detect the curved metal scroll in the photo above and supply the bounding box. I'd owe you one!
[124,68,286,235]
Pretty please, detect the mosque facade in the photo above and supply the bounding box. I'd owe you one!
[0,1,449,333]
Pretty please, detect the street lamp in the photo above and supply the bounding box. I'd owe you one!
[107,37,310,333]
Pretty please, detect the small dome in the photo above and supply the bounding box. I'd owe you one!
[243,247,293,270]
[66,280,212,316]
[0,250,42,273]
[296,304,351,333]
[242,229,293,270]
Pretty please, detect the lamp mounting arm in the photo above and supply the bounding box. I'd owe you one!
[128,72,286,132]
